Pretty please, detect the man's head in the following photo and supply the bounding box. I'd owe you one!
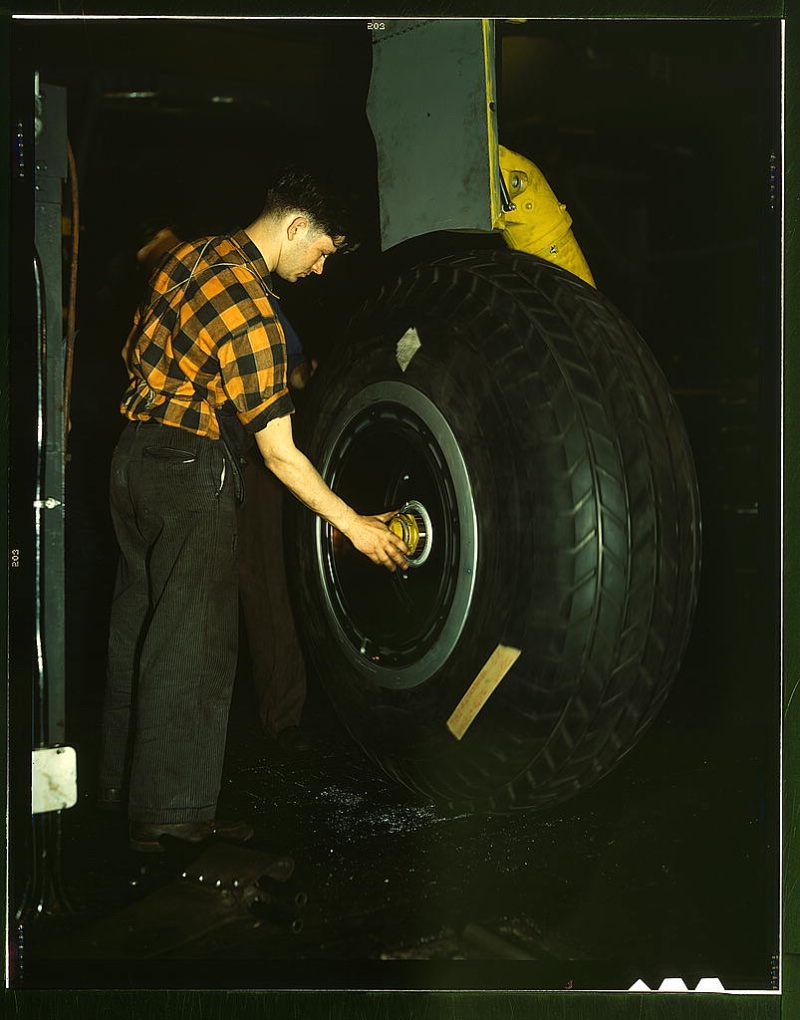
[254,166,354,283]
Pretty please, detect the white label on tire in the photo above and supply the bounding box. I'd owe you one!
[447,645,521,740]
[396,328,422,372]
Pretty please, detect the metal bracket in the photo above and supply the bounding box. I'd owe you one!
[498,168,516,212]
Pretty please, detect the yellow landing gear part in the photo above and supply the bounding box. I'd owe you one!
[495,144,596,288]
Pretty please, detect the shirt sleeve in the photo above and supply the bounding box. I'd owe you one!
[214,274,295,432]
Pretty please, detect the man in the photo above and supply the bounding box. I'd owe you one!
[98,167,408,853]
[129,223,317,759]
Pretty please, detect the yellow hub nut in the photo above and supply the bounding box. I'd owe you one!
[388,500,432,567]
[389,512,421,556]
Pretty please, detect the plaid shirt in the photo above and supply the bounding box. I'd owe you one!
[122,229,294,440]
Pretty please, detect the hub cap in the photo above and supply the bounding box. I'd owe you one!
[389,500,433,567]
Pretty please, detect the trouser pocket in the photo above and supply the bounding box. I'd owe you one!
[134,432,220,515]
[143,447,196,463]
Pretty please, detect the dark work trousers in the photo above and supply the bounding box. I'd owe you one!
[99,420,239,823]
[237,456,307,736]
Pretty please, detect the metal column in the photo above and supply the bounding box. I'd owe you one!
[15,80,76,929]
[33,81,68,748]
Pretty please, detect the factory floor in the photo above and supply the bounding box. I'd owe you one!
[15,511,780,993]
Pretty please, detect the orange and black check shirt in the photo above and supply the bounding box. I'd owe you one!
[122,229,294,440]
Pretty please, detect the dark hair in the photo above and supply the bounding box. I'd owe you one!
[260,165,357,251]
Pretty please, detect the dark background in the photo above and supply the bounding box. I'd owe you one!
[8,16,783,995]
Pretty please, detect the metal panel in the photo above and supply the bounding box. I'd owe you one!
[367,19,500,251]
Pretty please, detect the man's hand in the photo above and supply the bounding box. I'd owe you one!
[339,511,409,572]
[288,357,318,392]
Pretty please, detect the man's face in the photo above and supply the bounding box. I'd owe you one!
[276,219,345,283]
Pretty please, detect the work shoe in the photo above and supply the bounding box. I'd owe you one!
[129,818,255,854]
[268,725,315,760]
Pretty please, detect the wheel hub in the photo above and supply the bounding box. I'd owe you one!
[389,499,432,567]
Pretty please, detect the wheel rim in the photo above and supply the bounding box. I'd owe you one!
[315,380,478,690]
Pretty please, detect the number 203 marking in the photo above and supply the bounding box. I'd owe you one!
[368,22,386,30]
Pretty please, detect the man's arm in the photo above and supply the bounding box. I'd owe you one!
[254,414,408,572]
